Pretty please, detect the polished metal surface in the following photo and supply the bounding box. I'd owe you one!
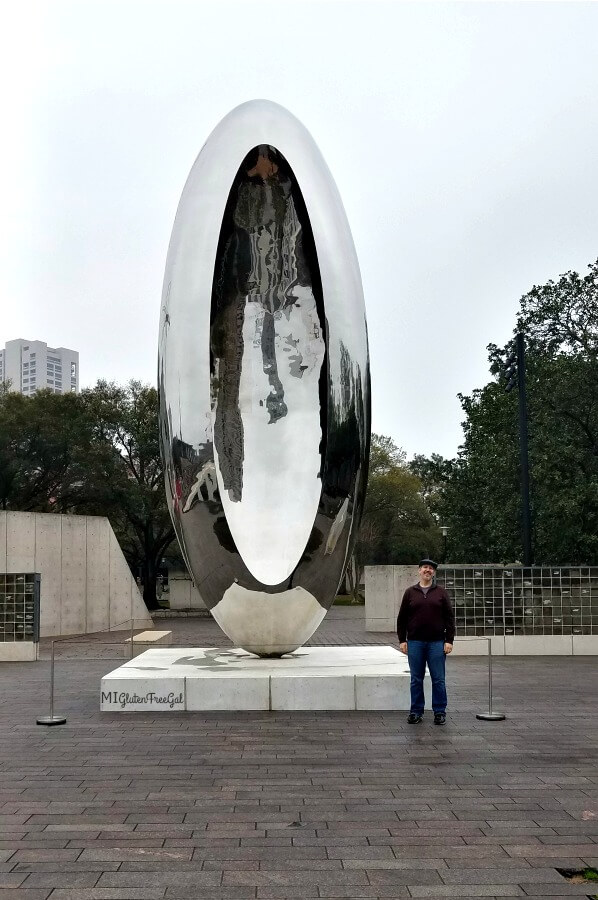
[159,100,370,655]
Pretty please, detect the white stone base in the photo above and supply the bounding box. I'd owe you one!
[452,636,506,656]
[453,635,598,655]
[100,645,430,712]
[123,630,172,656]
[572,635,598,654]
[0,642,38,661]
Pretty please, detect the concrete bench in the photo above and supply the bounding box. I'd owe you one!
[124,630,172,657]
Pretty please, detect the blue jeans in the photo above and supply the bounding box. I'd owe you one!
[407,640,447,715]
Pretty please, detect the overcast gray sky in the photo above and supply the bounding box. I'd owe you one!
[2,1,598,459]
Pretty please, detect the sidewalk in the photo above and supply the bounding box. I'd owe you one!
[0,606,597,899]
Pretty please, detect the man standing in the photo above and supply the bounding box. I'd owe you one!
[397,559,455,725]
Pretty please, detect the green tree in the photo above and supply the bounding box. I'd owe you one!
[429,258,598,563]
[78,381,177,609]
[409,453,454,523]
[0,387,95,512]
[0,380,177,609]
[355,433,441,572]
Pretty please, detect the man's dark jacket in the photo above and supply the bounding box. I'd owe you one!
[397,583,455,644]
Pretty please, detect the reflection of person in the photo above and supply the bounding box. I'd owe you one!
[397,559,455,726]
[182,461,218,512]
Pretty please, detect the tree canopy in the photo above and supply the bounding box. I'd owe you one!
[412,258,598,564]
[355,433,441,570]
[0,381,176,608]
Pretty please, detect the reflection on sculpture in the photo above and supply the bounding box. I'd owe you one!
[211,143,325,511]
[159,100,370,655]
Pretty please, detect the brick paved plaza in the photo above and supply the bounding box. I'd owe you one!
[0,607,597,899]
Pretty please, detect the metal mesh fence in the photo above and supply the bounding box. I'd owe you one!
[436,565,598,636]
[0,573,40,642]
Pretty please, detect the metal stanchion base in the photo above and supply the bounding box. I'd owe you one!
[36,716,67,726]
[476,712,506,721]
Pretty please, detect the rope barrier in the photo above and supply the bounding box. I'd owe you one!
[35,630,506,724]
[36,618,142,726]
[456,636,506,721]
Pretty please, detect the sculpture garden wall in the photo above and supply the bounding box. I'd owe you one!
[365,564,598,655]
[0,512,153,638]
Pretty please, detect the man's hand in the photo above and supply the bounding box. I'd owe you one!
[399,642,408,654]
[444,643,453,654]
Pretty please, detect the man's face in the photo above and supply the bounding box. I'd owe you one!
[419,565,435,583]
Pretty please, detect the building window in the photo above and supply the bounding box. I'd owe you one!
[71,363,77,377]
[30,353,35,358]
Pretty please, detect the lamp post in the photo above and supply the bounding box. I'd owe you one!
[440,525,449,563]
[503,332,532,566]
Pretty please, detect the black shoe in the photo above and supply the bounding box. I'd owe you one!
[434,713,446,726]
[407,713,423,724]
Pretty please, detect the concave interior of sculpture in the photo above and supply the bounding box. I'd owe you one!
[209,144,327,585]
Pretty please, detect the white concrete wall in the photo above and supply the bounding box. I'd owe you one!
[572,635,598,654]
[0,512,153,637]
[168,573,207,610]
[453,635,598,655]
[451,636,506,656]
[365,565,419,632]
[365,564,598,654]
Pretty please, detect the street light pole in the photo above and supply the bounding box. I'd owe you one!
[503,332,532,566]
[516,333,532,566]
[440,525,449,563]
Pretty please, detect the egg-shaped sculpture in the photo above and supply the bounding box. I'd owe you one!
[158,100,370,656]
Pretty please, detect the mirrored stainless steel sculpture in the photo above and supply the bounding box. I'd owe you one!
[159,100,370,655]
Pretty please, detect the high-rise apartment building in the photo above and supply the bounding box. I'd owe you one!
[0,340,79,396]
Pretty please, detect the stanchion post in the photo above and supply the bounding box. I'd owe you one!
[36,640,67,726]
[476,637,505,721]
[130,582,135,659]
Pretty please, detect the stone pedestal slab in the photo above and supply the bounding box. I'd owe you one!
[100,645,429,711]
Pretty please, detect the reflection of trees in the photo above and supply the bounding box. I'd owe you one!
[322,341,369,506]
[209,144,326,502]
